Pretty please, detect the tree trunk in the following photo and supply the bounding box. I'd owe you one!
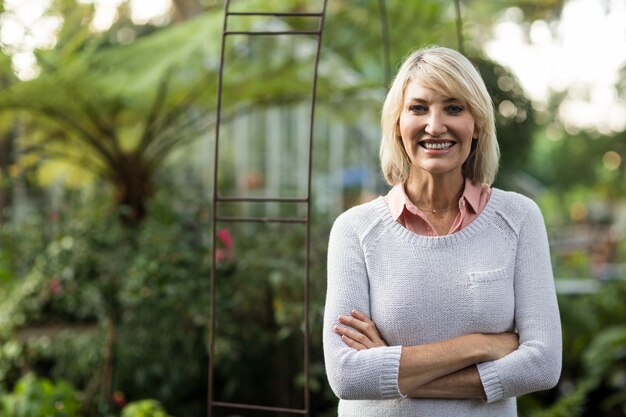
[112,153,154,226]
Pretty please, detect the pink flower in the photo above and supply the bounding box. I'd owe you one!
[217,228,233,249]
[215,228,234,264]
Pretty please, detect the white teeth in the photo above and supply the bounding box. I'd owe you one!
[423,142,454,150]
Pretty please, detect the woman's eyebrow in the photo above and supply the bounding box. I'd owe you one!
[405,97,463,103]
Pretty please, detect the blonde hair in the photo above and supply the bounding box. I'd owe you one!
[379,46,499,186]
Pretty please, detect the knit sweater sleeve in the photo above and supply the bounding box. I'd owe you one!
[323,207,404,400]
[477,199,562,402]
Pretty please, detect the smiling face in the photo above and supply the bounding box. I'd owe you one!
[398,80,478,181]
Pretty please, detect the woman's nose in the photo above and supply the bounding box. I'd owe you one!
[425,112,447,137]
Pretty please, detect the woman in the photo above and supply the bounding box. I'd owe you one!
[323,46,561,416]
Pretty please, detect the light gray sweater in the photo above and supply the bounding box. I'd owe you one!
[323,189,562,417]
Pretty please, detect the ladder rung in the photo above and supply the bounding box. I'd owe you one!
[217,196,309,203]
[224,30,321,36]
[216,216,307,224]
[227,11,323,17]
[212,401,307,414]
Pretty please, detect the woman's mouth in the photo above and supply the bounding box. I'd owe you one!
[419,141,456,150]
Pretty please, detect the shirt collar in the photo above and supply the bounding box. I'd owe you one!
[385,177,483,220]
[462,177,482,214]
[385,183,411,221]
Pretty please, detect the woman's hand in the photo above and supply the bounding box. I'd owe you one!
[333,310,387,350]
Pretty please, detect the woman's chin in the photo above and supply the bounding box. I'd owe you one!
[411,163,463,179]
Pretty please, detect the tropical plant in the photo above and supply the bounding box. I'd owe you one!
[0,7,221,225]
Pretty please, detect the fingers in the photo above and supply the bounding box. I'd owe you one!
[333,310,387,349]
[332,325,367,351]
[341,335,367,351]
[349,309,370,322]
[338,311,378,338]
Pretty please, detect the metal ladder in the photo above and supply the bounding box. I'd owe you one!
[208,1,328,415]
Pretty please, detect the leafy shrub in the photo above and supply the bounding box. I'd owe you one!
[0,184,219,414]
[522,278,626,417]
[0,373,81,417]
[121,399,172,417]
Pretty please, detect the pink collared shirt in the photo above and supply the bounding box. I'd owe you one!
[383,178,491,236]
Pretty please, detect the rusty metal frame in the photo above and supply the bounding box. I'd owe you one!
[208,1,328,416]
[454,0,465,54]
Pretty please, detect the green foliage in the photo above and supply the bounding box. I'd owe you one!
[325,0,458,86]
[211,217,334,413]
[521,279,626,417]
[114,187,211,416]
[0,219,43,285]
[0,373,81,417]
[0,173,340,416]
[121,400,172,417]
[530,129,626,200]
[527,380,590,417]
[0,0,368,224]
[584,326,626,381]
[0,192,132,330]
[0,9,224,222]
[473,57,535,185]
[0,181,214,415]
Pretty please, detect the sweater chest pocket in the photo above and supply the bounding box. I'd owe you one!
[468,268,515,332]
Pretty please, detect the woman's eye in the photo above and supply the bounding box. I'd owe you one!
[446,104,465,114]
[409,104,427,113]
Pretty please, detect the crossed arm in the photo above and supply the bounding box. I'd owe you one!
[333,309,519,399]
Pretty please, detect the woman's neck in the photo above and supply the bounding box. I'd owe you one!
[405,171,465,212]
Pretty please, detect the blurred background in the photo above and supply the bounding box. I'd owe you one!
[0,0,625,416]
